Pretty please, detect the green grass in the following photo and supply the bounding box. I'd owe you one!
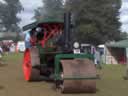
[99,64,125,79]
[96,64,128,96]
[1,53,23,64]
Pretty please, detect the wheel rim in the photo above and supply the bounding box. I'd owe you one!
[23,49,32,81]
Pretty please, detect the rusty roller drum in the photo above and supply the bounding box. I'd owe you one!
[60,59,96,93]
[23,47,40,81]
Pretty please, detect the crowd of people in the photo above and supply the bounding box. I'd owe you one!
[0,41,16,58]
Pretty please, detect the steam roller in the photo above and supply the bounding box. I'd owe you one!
[22,12,97,93]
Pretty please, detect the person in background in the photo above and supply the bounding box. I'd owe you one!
[94,47,102,69]
[0,46,3,59]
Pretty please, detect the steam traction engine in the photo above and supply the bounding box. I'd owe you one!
[22,13,97,93]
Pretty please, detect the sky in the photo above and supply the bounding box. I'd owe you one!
[0,0,128,32]
[18,0,42,27]
[119,0,128,32]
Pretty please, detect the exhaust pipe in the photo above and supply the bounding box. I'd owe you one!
[63,12,71,50]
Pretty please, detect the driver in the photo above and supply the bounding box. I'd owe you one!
[24,27,44,49]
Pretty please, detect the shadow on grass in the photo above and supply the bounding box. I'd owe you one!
[0,85,5,90]
[0,63,8,67]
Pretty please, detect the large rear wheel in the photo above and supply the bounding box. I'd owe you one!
[23,48,40,81]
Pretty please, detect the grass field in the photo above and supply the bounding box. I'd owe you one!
[0,53,128,96]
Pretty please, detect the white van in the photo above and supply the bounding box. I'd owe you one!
[17,41,25,52]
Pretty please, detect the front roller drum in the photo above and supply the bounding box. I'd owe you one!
[23,47,40,81]
[60,59,96,93]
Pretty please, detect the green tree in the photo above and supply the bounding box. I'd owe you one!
[34,0,64,21]
[120,32,128,40]
[0,0,23,32]
[65,0,121,45]
[0,2,6,31]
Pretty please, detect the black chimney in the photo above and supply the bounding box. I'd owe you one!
[63,12,71,50]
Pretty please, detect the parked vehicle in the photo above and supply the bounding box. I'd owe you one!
[17,41,25,52]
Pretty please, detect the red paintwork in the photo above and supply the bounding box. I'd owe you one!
[23,49,32,81]
[23,23,63,81]
[39,23,63,48]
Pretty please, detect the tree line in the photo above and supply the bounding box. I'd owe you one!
[34,0,127,45]
[0,0,127,44]
[0,0,22,33]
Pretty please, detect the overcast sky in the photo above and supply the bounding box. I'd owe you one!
[0,0,128,32]
[119,0,128,32]
[18,0,42,27]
